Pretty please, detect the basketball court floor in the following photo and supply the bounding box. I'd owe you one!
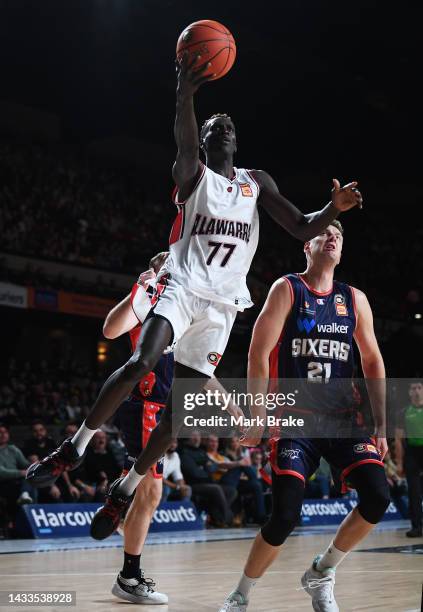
[0,521,421,612]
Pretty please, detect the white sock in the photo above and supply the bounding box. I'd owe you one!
[71,421,97,456]
[235,572,258,601]
[118,466,145,496]
[316,541,348,571]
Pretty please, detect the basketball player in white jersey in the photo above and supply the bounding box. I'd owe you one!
[27,52,363,540]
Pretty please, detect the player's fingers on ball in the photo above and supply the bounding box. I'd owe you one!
[192,61,211,77]
[187,53,201,70]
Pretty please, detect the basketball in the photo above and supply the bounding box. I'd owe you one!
[176,20,236,81]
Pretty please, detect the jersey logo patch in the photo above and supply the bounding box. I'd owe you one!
[279,448,302,460]
[297,317,316,334]
[353,443,380,455]
[207,352,222,366]
[240,182,253,197]
[334,294,348,316]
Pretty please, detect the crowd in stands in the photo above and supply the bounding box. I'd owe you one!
[1,139,423,318]
[0,358,102,426]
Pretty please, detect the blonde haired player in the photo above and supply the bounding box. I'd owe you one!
[219,221,389,611]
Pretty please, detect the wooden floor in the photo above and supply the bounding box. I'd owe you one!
[0,529,422,612]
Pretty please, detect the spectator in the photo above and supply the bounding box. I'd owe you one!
[22,421,64,503]
[162,439,192,502]
[179,431,237,527]
[22,421,57,463]
[395,381,423,537]
[0,423,38,533]
[221,436,267,525]
[305,458,333,499]
[83,431,121,501]
[384,450,408,519]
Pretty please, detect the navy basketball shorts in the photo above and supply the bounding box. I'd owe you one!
[270,436,384,492]
[115,396,164,479]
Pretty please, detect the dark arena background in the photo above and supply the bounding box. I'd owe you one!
[0,2,422,611]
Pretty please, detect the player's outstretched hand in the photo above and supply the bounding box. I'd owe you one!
[176,53,215,97]
[331,179,363,212]
[240,425,265,447]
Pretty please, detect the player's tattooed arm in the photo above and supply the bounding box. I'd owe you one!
[173,53,211,194]
[242,278,293,446]
[353,287,388,458]
[252,170,363,241]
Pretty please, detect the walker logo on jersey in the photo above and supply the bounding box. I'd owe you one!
[207,352,222,366]
[317,298,325,305]
[334,294,348,316]
[316,323,349,334]
[191,213,252,243]
[240,182,253,197]
[353,443,380,455]
[279,448,301,460]
[297,317,316,334]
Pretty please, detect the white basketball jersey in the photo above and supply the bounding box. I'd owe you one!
[161,164,260,310]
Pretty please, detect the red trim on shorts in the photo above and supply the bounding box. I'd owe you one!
[296,273,333,296]
[269,437,306,483]
[340,458,384,493]
[173,163,206,205]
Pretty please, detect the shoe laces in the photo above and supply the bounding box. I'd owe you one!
[138,570,156,592]
[305,574,335,602]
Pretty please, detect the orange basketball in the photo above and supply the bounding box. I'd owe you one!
[176,20,236,81]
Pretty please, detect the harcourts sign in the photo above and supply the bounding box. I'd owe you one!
[17,501,203,539]
[301,498,401,525]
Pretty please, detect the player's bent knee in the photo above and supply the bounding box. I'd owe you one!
[123,354,155,383]
[261,512,299,547]
[357,484,390,524]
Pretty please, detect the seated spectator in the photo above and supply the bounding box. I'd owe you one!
[22,421,63,503]
[179,431,237,527]
[162,439,192,502]
[221,436,267,525]
[0,423,38,534]
[83,431,121,502]
[22,421,57,463]
[305,458,333,499]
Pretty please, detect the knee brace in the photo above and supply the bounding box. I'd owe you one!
[261,475,304,547]
[349,464,391,524]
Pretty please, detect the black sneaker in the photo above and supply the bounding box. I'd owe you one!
[90,478,132,540]
[111,570,168,604]
[26,438,84,488]
[406,527,422,538]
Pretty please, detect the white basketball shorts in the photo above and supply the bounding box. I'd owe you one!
[150,275,237,376]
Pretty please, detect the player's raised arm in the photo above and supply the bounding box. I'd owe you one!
[352,287,388,458]
[253,170,363,241]
[173,54,212,193]
[103,268,156,339]
[242,278,293,446]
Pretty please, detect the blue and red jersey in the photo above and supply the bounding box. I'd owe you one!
[269,273,357,413]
